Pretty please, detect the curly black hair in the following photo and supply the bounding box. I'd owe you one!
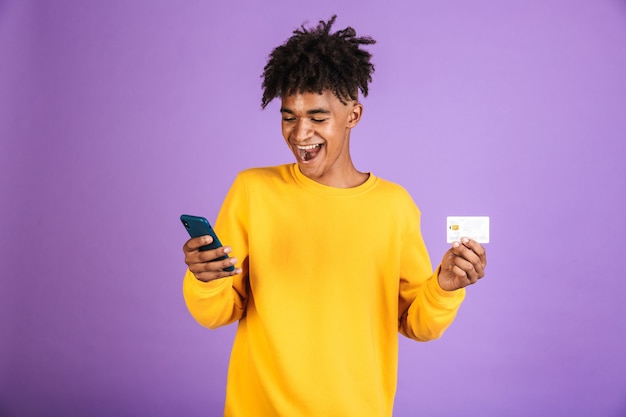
[261,15,376,108]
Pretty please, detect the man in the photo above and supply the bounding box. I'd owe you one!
[182,15,486,417]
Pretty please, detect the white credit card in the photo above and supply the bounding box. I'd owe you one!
[447,216,490,243]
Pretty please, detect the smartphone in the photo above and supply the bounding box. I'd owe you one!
[180,214,235,272]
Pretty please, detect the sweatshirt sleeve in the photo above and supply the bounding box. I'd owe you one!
[397,201,466,341]
[183,269,248,329]
[182,173,250,329]
[399,268,465,341]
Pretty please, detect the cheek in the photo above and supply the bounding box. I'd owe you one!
[281,127,293,144]
[281,123,291,138]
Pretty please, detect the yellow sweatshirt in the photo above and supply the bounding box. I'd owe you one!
[183,164,465,417]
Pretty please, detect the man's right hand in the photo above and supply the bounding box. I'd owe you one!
[183,236,241,282]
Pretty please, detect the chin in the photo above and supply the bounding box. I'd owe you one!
[297,162,320,177]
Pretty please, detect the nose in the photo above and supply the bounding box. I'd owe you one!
[292,119,313,142]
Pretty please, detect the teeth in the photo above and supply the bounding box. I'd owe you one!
[297,144,320,150]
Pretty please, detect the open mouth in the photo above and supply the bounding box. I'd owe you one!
[297,144,323,162]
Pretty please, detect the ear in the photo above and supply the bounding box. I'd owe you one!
[346,102,363,128]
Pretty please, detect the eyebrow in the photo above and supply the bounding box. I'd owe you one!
[280,107,331,115]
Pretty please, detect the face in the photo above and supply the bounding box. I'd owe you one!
[280,90,363,187]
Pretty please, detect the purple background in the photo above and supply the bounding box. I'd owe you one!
[1,1,625,416]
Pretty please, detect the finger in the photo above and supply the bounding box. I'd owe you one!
[191,265,242,282]
[196,255,238,273]
[460,238,487,268]
[184,246,234,278]
[185,241,227,265]
[450,241,480,266]
[183,235,214,253]
[195,246,232,262]
[452,256,481,283]
[451,239,485,277]
[450,264,469,282]
[189,254,240,281]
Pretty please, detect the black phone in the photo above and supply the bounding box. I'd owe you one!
[180,214,235,272]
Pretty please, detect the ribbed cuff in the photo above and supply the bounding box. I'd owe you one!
[427,265,466,305]
[184,268,231,295]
